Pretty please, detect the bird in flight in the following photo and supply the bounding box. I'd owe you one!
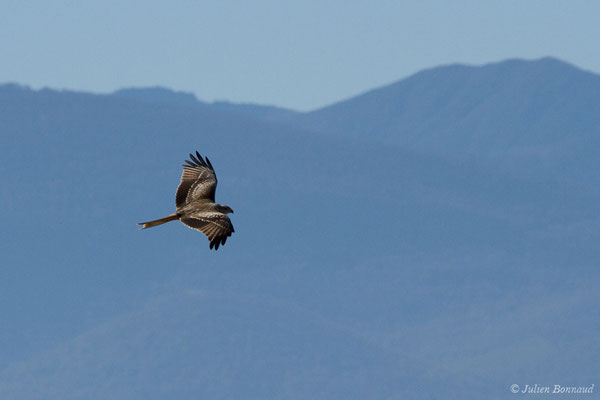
[138,151,234,250]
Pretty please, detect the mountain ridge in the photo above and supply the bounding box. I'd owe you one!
[286,57,600,183]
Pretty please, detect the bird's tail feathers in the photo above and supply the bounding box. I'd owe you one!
[138,213,179,229]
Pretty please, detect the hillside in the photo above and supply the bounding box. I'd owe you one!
[1,58,599,399]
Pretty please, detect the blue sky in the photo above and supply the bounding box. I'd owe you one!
[2,0,599,110]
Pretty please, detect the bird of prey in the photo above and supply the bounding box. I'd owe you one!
[138,151,234,250]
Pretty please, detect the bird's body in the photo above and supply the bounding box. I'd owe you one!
[138,151,234,250]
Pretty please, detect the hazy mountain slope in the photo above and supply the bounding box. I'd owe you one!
[0,290,412,400]
[1,59,599,400]
[0,83,538,361]
[1,263,597,399]
[290,58,600,182]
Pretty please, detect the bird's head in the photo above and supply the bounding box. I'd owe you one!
[216,204,234,214]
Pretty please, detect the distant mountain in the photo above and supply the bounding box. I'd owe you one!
[1,58,599,399]
[289,57,600,182]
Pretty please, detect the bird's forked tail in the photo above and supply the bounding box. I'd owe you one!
[138,213,179,229]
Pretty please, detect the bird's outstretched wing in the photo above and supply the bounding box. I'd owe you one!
[176,151,217,207]
[181,213,235,250]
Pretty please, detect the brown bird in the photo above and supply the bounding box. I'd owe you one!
[138,151,234,250]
